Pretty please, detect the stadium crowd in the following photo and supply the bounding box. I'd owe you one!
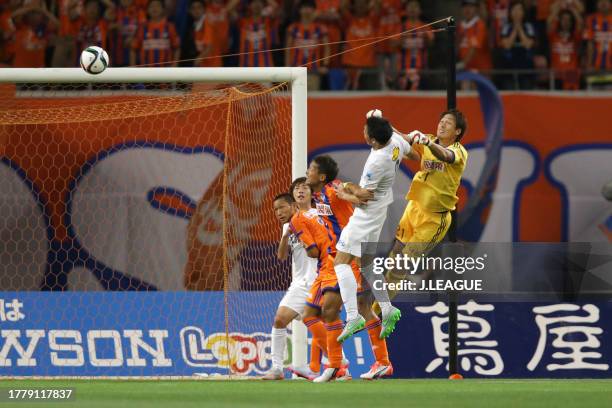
[0,0,610,90]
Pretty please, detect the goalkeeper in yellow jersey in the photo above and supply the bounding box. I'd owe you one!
[377,109,469,314]
[396,109,468,251]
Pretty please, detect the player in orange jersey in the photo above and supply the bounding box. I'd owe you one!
[271,192,348,382]
[262,181,329,380]
[305,155,395,380]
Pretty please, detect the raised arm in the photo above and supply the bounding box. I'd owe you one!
[410,131,456,163]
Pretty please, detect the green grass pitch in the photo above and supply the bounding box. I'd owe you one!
[0,379,611,408]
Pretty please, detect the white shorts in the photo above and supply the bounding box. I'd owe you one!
[278,281,310,319]
[336,208,387,258]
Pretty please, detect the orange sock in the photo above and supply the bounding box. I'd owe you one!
[324,319,344,369]
[366,318,391,366]
[303,317,327,372]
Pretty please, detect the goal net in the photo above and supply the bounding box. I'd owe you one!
[0,68,307,378]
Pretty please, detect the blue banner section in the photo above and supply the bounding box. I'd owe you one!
[0,292,373,377]
[388,300,612,378]
[0,292,610,378]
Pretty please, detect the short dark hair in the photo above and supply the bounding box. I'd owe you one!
[366,116,393,145]
[299,0,316,9]
[289,177,309,197]
[312,155,339,184]
[273,193,294,205]
[440,109,467,142]
[509,0,525,13]
[85,0,101,9]
[148,0,164,7]
[557,9,576,33]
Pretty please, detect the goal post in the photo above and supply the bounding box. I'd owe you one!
[0,67,309,376]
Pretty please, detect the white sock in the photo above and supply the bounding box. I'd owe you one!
[374,272,393,316]
[379,301,393,316]
[271,327,287,370]
[335,263,359,321]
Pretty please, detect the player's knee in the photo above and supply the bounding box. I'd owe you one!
[358,294,376,320]
[333,252,351,266]
[273,315,289,329]
[321,304,340,322]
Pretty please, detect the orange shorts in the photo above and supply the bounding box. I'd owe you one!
[305,256,363,309]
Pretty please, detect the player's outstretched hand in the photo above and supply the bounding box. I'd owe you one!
[408,130,430,146]
[366,109,383,119]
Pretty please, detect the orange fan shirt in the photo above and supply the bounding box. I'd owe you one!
[112,5,146,65]
[58,0,84,36]
[550,24,580,71]
[199,3,230,67]
[12,26,48,67]
[486,0,509,47]
[132,18,180,65]
[315,0,342,65]
[583,12,612,70]
[286,21,328,68]
[397,19,433,72]
[238,16,276,67]
[536,0,554,22]
[377,0,401,53]
[0,10,15,62]
[458,16,492,71]
[76,18,107,51]
[0,9,15,40]
[342,14,379,68]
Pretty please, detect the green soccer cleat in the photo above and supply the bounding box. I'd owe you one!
[337,315,366,343]
[380,306,401,339]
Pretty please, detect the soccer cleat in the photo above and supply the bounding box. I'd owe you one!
[312,367,343,383]
[261,368,284,380]
[337,315,366,343]
[336,365,352,381]
[380,306,401,339]
[287,365,318,381]
[360,362,394,380]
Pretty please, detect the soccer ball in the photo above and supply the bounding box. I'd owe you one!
[80,46,109,75]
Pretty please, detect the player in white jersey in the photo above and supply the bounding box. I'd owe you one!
[334,111,415,344]
[263,178,319,380]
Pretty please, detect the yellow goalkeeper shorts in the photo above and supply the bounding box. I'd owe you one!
[394,200,452,257]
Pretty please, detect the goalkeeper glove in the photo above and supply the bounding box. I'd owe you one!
[366,109,383,119]
[408,130,430,146]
